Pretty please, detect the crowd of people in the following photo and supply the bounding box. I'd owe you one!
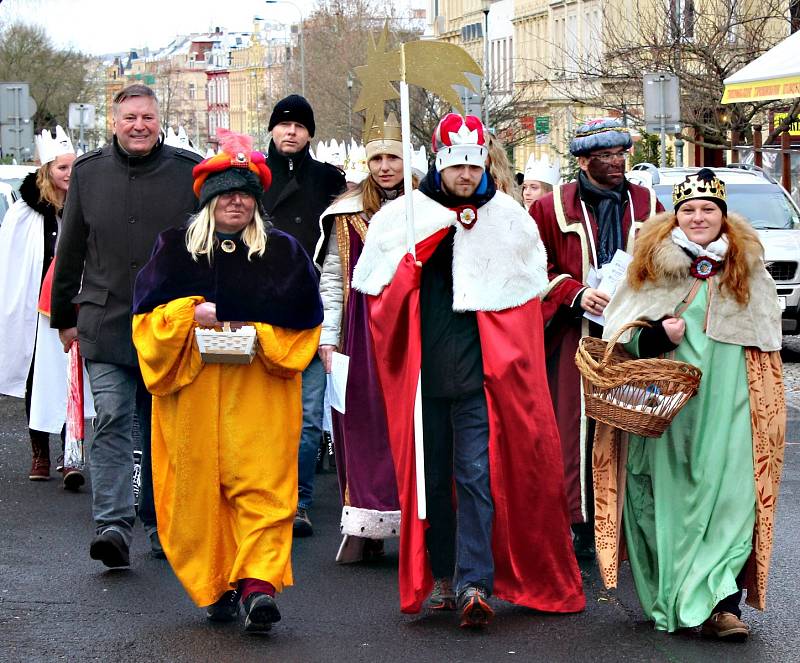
[0,83,786,640]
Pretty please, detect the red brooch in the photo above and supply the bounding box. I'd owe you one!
[453,204,478,229]
[690,256,721,279]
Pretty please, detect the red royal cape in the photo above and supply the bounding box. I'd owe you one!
[368,228,585,614]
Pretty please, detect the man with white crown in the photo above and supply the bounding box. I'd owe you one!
[521,152,560,210]
[352,113,584,627]
[0,125,94,487]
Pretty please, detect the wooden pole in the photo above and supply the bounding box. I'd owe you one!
[781,130,792,192]
[753,124,763,169]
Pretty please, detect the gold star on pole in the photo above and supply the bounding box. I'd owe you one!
[353,25,401,143]
[353,23,483,143]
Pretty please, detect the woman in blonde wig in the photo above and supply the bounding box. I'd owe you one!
[595,169,785,641]
[132,130,322,633]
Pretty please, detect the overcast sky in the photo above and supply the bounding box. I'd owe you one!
[1,0,320,55]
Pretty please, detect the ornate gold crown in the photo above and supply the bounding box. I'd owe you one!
[366,112,402,144]
[672,169,727,209]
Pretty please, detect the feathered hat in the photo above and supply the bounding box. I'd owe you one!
[569,118,632,157]
[432,113,487,172]
[673,168,727,215]
[35,125,74,165]
[523,153,560,186]
[192,129,272,209]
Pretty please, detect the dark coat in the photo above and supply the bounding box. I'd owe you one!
[261,141,345,268]
[50,138,202,366]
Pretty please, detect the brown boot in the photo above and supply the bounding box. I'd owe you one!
[701,611,750,642]
[29,435,51,481]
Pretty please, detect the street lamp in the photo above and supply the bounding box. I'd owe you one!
[265,0,305,97]
[481,0,491,129]
[347,76,353,139]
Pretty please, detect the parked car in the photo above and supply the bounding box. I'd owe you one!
[0,164,36,194]
[0,181,15,226]
[627,164,800,333]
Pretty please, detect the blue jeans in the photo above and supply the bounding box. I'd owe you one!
[297,354,326,510]
[422,390,494,595]
[85,360,157,545]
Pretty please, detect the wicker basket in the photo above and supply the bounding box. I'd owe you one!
[575,321,702,438]
[195,322,257,364]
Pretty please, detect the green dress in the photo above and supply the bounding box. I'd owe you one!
[623,280,756,632]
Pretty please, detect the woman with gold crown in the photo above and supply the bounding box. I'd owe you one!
[131,129,322,633]
[595,168,786,640]
[315,113,415,563]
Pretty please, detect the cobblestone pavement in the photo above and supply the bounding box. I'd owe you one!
[782,335,800,392]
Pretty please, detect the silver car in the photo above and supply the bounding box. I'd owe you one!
[627,164,800,333]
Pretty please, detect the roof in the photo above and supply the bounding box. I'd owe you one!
[722,29,800,104]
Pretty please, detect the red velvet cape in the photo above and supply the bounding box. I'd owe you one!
[367,228,585,614]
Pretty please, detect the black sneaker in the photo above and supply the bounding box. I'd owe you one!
[206,590,239,622]
[89,530,130,569]
[458,585,494,628]
[293,508,313,537]
[243,593,281,634]
[572,523,596,561]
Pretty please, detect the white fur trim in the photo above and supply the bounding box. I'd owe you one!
[352,190,549,311]
[340,506,401,538]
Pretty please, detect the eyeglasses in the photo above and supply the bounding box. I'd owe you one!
[589,150,630,163]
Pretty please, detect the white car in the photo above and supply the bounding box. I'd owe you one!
[0,164,36,194]
[0,181,15,226]
[627,164,800,333]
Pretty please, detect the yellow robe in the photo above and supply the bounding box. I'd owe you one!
[132,296,321,607]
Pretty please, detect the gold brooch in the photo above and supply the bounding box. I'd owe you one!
[220,239,236,253]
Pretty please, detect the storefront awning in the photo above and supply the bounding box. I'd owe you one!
[722,30,800,104]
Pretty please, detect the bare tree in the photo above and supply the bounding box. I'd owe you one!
[516,0,791,154]
[291,0,425,143]
[0,22,97,130]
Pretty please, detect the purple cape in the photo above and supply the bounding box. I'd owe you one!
[132,226,322,330]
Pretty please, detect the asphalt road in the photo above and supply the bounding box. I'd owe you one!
[1,366,799,662]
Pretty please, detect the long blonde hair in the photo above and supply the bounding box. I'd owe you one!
[35,163,65,211]
[185,197,268,263]
[485,133,519,200]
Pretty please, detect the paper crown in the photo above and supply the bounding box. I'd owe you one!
[366,112,403,160]
[411,145,428,177]
[523,153,560,186]
[164,125,205,157]
[344,140,369,184]
[432,113,487,172]
[672,168,727,211]
[192,128,272,208]
[35,125,74,165]
[569,118,632,156]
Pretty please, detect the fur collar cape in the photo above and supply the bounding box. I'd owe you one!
[352,188,548,311]
[20,171,58,225]
[603,211,781,351]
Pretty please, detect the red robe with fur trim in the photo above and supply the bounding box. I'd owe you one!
[353,190,585,614]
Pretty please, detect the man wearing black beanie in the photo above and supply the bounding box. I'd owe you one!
[262,94,345,538]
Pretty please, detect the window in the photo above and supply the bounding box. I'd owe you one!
[188,82,196,100]
[669,0,694,41]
